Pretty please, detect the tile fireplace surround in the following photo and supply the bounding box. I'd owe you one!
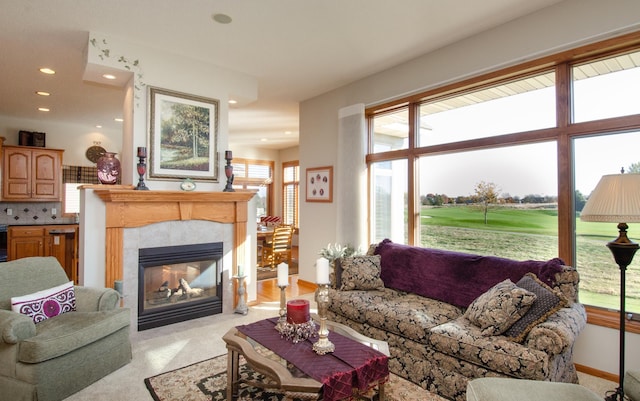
[90,188,256,332]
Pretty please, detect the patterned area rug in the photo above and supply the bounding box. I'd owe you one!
[144,353,444,401]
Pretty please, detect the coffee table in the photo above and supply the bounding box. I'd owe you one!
[223,314,390,401]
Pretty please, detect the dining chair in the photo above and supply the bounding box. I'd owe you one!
[262,224,294,269]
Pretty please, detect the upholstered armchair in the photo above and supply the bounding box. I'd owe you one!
[0,257,132,401]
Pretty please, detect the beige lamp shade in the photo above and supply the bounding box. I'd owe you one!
[580,174,640,223]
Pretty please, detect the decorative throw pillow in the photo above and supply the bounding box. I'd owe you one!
[464,279,537,336]
[11,281,76,323]
[339,255,385,291]
[504,273,568,342]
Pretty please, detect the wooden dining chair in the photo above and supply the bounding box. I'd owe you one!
[262,224,294,269]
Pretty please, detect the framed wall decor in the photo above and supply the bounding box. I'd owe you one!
[306,166,333,202]
[148,86,219,181]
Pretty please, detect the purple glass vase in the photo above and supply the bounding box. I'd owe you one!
[97,152,121,185]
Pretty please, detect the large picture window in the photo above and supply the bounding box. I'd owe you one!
[417,143,558,260]
[367,35,640,325]
[418,72,556,147]
[574,131,640,314]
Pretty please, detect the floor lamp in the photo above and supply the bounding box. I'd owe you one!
[580,172,640,401]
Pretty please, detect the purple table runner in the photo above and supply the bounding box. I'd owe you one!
[236,317,388,401]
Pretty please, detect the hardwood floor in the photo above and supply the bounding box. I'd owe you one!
[255,275,316,304]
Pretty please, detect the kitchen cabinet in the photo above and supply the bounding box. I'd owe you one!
[8,226,44,260]
[8,225,79,283]
[2,145,64,201]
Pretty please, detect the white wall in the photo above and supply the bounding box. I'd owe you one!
[80,33,261,302]
[0,115,122,165]
[84,31,258,190]
[298,0,640,375]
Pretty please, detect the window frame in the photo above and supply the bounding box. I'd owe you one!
[282,160,300,228]
[232,158,274,216]
[366,31,640,333]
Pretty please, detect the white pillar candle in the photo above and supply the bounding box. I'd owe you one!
[277,262,289,287]
[316,257,330,284]
[237,264,243,277]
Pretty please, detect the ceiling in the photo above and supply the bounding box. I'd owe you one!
[0,0,564,150]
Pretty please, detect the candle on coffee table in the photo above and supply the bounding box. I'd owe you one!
[277,262,289,287]
[316,257,330,284]
[286,299,310,324]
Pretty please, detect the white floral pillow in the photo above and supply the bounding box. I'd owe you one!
[11,281,76,323]
[464,279,537,336]
[339,255,384,291]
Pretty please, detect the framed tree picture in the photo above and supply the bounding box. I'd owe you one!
[148,86,219,181]
[306,166,333,202]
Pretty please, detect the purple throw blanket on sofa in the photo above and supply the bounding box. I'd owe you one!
[374,239,565,308]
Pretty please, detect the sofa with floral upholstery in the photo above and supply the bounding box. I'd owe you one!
[326,239,587,401]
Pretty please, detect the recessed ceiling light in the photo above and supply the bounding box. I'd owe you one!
[114,118,123,122]
[284,131,292,135]
[95,125,102,129]
[212,13,232,24]
[39,68,55,75]
[228,99,237,104]
[38,107,50,112]
[36,91,50,96]
[102,74,117,80]
[260,138,268,142]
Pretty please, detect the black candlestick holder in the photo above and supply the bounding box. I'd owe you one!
[223,152,235,192]
[135,155,149,190]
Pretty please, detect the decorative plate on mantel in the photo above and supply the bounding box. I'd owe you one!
[180,178,196,191]
[85,145,106,163]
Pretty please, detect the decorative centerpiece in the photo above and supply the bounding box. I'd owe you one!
[274,262,316,343]
[276,299,316,343]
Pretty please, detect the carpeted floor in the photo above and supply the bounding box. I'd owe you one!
[145,353,443,401]
[63,290,618,401]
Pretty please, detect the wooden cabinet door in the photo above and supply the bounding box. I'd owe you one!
[8,227,45,260]
[2,147,31,199]
[31,149,61,199]
[9,236,45,260]
[7,225,78,283]
[2,146,63,201]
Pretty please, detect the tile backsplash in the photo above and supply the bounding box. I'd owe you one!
[0,202,77,225]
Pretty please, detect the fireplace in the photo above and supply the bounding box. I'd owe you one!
[89,189,256,332]
[138,242,223,331]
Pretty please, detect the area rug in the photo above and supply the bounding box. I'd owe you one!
[144,353,444,401]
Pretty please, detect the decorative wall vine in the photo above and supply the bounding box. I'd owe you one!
[89,37,146,107]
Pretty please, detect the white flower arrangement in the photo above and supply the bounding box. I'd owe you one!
[319,243,361,262]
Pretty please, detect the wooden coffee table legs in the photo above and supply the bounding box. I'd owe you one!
[227,348,240,401]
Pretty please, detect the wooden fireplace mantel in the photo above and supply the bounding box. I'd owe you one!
[94,188,256,291]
